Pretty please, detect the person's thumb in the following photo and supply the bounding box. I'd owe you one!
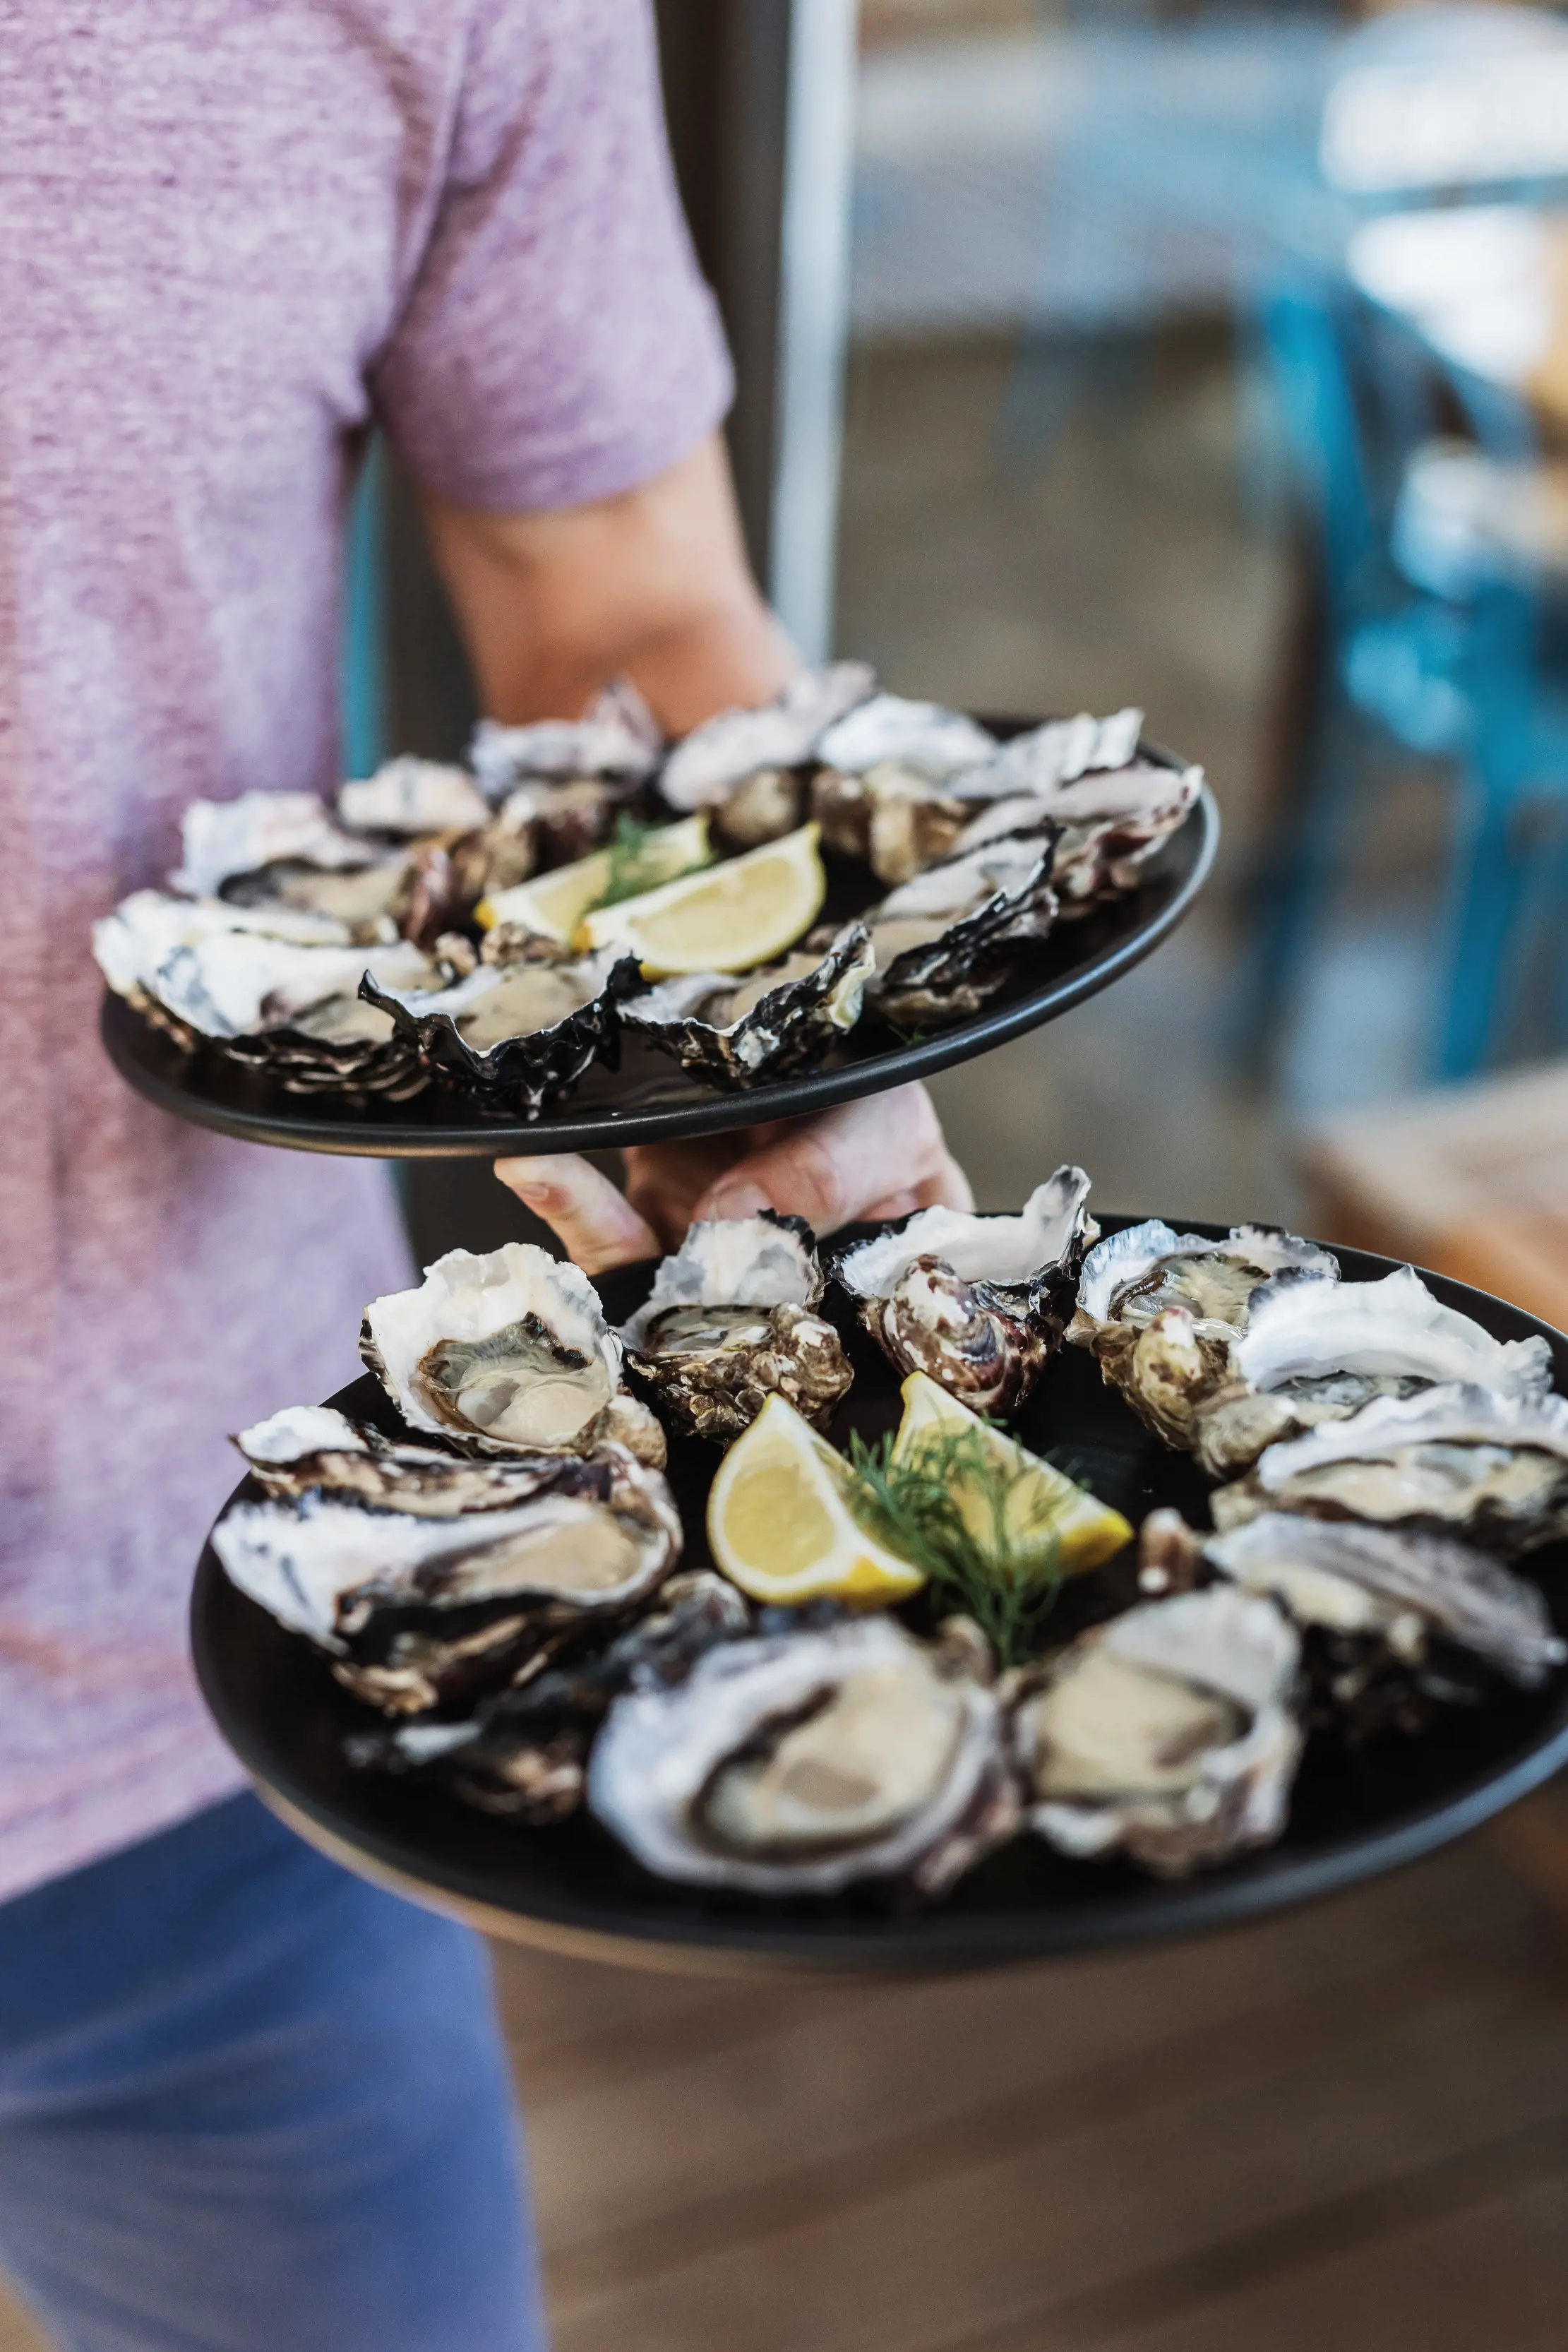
[494,1154,659,1275]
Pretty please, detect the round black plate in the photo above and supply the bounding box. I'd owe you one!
[190,1220,1568,1973]
[102,781,1218,1160]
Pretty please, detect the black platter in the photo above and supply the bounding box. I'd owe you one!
[102,770,1217,1160]
[190,1221,1568,1974]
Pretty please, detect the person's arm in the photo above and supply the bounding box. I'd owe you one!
[425,428,973,1270]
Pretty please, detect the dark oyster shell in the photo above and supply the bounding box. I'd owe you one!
[359,950,641,1119]
[858,837,1060,1029]
[618,924,873,1090]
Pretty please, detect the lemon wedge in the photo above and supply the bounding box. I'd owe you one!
[707,1394,926,1606]
[577,823,826,976]
[892,1373,1132,1577]
[476,815,712,945]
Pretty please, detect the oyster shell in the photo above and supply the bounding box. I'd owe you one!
[1211,1383,1568,1556]
[468,681,662,799]
[858,835,1060,1027]
[948,706,1146,800]
[349,1570,750,1820]
[815,693,999,782]
[172,791,377,899]
[1200,1511,1565,1690]
[587,1613,1019,1897]
[810,697,1003,882]
[336,758,491,839]
[1194,1265,1555,1478]
[618,1213,853,1439]
[360,948,638,1119]
[1070,1221,1339,1448]
[213,1446,682,1713]
[952,758,1204,914]
[232,1404,601,1517]
[657,662,874,816]
[1012,1587,1302,1876]
[360,1243,663,1462]
[618,924,874,1090]
[831,1169,1097,1412]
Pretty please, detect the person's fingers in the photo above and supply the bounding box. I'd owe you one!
[916,1148,976,1212]
[690,1084,970,1233]
[493,1154,659,1274]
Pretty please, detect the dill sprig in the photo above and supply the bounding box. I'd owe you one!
[589,815,686,912]
[845,1419,1075,1668]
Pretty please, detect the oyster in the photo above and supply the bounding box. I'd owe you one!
[337,758,490,839]
[1211,1383,1568,1556]
[1012,1587,1301,1876]
[618,924,874,1090]
[948,706,1146,800]
[831,1169,1097,1412]
[811,696,1002,883]
[1199,1511,1565,1690]
[468,680,662,799]
[213,1447,682,1713]
[172,791,377,899]
[587,1613,1019,1897]
[360,1243,664,1464]
[1194,1265,1555,1478]
[232,1404,597,1517]
[952,757,1204,914]
[858,836,1060,1027]
[657,662,874,818]
[349,1570,750,1820]
[618,1212,853,1439]
[1070,1221,1338,1448]
[360,948,638,1119]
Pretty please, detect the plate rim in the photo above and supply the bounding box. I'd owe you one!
[189,1217,1568,1974]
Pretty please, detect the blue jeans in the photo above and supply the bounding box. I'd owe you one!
[0,1793,546,2352]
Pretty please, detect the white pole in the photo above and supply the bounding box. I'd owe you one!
[770,0,861,663]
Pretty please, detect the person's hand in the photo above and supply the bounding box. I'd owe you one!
[495,1082,974,1275]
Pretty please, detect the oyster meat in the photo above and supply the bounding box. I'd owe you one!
[657,662,874,824]
[172,791,377,899]
[618,1212,854,1439]
[1012,1587,1302,1876]
[618,924,874,1090]
[1211,1382,1568,1556]
[361,1243,664,1464]
[831,1168,1097,1412]
[810,695,1002,883]
[337,758,490,839]
[1199,1510,1565,1690]
[1194,1264,1555,1478]
[361,948,638,1119]
[587,1613,1019,1897]
[214,1446,682,1713]
[349,1570,750,1820]
[232,1404,597,1517]
[856,835,1060,1027]
[1070,1221,1339,1448]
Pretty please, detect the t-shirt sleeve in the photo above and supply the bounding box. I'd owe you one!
[373,0,733,513]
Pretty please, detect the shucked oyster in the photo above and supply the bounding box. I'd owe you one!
[618,1213,853,1440]
[856,835,1060,1028]
[810,695,1002,883]
[361,1243,664,1465]
[337,759,490,840]
[618,924,875,1090]
[213,1446,682,1714]
[588,1613,1019,1898]
[172,789,429,943]
[469,681,663,800]
[232,1404,602,1517]
[360,948,638,1119]
[1211,1383,1568,1558]
[349,1570,750,1821]
[1193,1511,1565,1690]
[657,662,874,842]
[1012,1587,1302,1877]
[951,755,1204,915]
[1193,1265,1555,1479]
[832,1169,1097,1414]
[1070,1221,1338,1448]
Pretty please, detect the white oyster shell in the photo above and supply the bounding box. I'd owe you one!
[1018,1587,1301,1876]
[173,792,376,897]
[93,890,354,1000]
[232,1405,592,1517]
[1202,1511,1565,1688]
[861,835,1059,1022]
[337,759,489,837]
[618,1214,822,1351]
[815,693,997,781]
[469,680,662,798]
[136,930,435,1040]
[947,707,1146,799]
[952,759,1204,907]
[361,1244,625,1455]
[659,662,875,810]
[835,1171,1095,1299]
[587,1615,1018,1897]
[1075,1220,1339,1329]
[1234,1265,1552,1397]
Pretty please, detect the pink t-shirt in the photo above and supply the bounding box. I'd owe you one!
[0,0,730,1904]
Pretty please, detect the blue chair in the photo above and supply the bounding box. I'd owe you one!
[1239,282,1568,1078]
[340,436,388,782]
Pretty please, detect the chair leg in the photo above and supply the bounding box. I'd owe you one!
[1432,773,1533,1080]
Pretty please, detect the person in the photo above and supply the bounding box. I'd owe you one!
[0,7,969,2348]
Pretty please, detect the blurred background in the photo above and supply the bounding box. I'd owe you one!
[23,7,1565,2350]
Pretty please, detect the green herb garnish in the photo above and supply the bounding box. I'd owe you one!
[586,815,694,914]
[845,1419,1072,1667]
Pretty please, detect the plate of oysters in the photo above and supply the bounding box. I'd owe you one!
[192,1178,1568,1971]
[97,667,1216,1155]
